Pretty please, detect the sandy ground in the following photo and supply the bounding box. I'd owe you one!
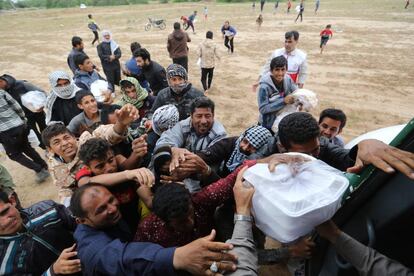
[0,1,413,274]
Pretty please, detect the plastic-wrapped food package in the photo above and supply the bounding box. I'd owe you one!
[21,91,47,112]
[243,154,348,243]
[90,80,110,102]
[271,89,318,133]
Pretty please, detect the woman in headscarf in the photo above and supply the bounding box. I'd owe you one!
[118,77,155,120]
[97,30,122,89]
[45,70,82,125]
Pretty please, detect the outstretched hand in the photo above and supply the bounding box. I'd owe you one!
[347,139,414,180]
[173,229,237,275]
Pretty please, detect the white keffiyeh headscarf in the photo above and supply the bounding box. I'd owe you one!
[101,30,119,54]
[45,70,80,124]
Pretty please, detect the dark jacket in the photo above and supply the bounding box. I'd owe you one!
[0,74,45,119]
[73,69,112,91]
[74,222,176,275]
[148,84,204,120]
[97,42,122,70]
[142,61,168,96]
[0,200,77,276]
[67,48,85,74]
[167,30,191,59]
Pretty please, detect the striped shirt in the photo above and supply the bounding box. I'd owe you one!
[0,89,26,132]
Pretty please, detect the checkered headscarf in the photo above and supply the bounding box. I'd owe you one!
[226,125,272,172]
[166,64,188,81]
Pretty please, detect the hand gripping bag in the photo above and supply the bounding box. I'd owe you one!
[243,154,349,243]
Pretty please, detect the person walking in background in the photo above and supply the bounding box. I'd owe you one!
[287,0,292,13]
[204,6,208,20]
[295,0,305,22]
[97,30,122,89]
[315,0,320,14]
[221,21,237,54]
[167,22,191,72]
[183,11,197,34]
[87,14,100,45]
[274,0,279,14]
[320,24,333,54]
[198,31,220,92]
[405,0,410,9]
[260,0,265,12]
[256,14,263,31]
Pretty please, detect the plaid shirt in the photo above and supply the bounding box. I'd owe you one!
[0,89,26,132]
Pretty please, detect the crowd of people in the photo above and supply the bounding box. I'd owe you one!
[1,7,414,276]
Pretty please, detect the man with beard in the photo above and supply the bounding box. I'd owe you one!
[45,70,82,125]
[134,48,168,96]
[167,22,191,72]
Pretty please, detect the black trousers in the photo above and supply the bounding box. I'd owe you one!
[27,111,46,148]
[92,31,99,45]
[0,125,47,173]
[103,66,121,88]
[184,21,195,32]
[173,56,189,73]
[295,12,303,22]
[224,36,234,53]
[201,67,214,91]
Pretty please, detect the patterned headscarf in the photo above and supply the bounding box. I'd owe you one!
[118,77,148,110]
[152,104,179,136]
[226,125,272,172]
[45,70,80,124]
[166,64,189,94]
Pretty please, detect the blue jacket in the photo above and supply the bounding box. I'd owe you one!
[221,25,237,37]
[73,69,113,92]
[257,72,297,130]
[74,222,176,275]
[0,200,77,276]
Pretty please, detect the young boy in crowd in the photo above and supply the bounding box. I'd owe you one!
[73,54,113,102]
[257,56,298,131]
[76,138,153,232]
[42,103,138,206]
[67,90,102,137]
[320,24,333,54]
[319,108,347,148]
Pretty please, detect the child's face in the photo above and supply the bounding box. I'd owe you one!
[47,131,78,162]
[271,66,287,83]
[88,150,118,175]
[78,95,98,116]
[123,85,137,99]
[79,59,94,73]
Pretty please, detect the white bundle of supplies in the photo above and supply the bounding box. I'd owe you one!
[21,91,47,112]
[271,89,318,133]
[243,153,349,243]
[90,80,110,102]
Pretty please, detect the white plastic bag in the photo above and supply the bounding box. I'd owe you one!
[196,58,201,67]
[90,80,110,102]
[271,89,318,133]
[21,91,47,112]
[28,129,40,148]
[243,154,349,243]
